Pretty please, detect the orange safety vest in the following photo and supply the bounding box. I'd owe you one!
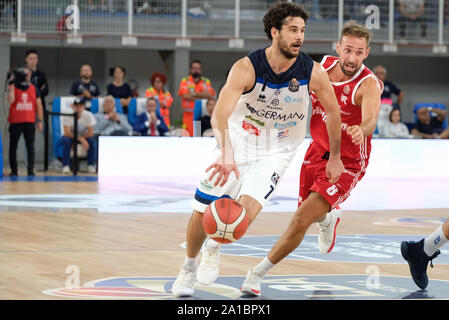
[178,75,216,112]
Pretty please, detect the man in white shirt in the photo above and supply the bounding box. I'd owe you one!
[60,97,97,174]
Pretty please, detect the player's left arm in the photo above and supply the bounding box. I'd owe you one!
[349,77,382,145]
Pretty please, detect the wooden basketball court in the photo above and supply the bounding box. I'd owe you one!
[1,172,448,300]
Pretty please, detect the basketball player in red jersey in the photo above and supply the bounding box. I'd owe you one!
[241,20,383,296]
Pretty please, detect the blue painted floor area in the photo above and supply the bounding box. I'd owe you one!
[0,175,98,182]
[43,275,449,300]
[216,235,449,264]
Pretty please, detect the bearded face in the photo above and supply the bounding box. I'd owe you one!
[274,16,305,60]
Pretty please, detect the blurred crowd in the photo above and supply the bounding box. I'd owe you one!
[5,47,448,176]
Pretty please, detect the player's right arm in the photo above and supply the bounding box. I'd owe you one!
[308,61,344,184]
[206,57,255,187]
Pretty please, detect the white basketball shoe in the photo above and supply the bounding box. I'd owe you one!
[240,268,265,296]
[197,240,221,285]
[318,208,342,254]
[171,263,197,297]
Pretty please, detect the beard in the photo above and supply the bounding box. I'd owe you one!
[278,37,301,60]
[339,61,359,76]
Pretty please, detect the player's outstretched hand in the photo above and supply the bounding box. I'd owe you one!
[326,157,344,184]
[347,125,364,145]
[206,157,240,187]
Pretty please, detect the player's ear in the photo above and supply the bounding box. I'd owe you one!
[271,27,279,39]
[335,41,341,55]
[364,46,371,59]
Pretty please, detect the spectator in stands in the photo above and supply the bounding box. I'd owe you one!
[59,97,97,174]
[94,95,132,136]
[70,64,100,109]
[374,65,404,131]
[200,98,216,137]
[7,66,43,176]
[133,97,169,136]
[178,60,216,136]
[374,65,404,108]
[0,0,16,28]
[411,106,448,139]
[146,72,173,128]
[398,0,427,38]
[107,66,132,114]
[25,49,49,111]
[379,109,412,138]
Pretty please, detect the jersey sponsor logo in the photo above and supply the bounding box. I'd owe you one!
[271,98,279,106]
[284,96,302,103]
[343,85,351,95]
[245,115,265,127]
[312,106,327,122]
[340,94,348,105]
[274,121,297,130]
[242,120,261,136]
[277,129,289,139]
[246,103,305,122]
[288,78,299,92]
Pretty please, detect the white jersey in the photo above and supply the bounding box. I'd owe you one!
[228,48,314,163]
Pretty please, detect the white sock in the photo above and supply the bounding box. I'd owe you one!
[185,256,198,268]
[254,257,275,275]
[318,213,332,227]
[424,225,449,257]
[205,238,222,249]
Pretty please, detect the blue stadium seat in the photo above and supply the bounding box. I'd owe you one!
[52,97,125,159]
[193,99,208,137]
[413,103,448,130]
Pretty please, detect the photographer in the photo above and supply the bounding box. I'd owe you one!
[7,66,44,176]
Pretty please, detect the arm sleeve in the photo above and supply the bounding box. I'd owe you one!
[178,79,189,96]
[40,72,49,97]
[70,81,78,95]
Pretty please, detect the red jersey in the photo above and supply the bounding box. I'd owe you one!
[309,55,383,161]
[8,84,38,124]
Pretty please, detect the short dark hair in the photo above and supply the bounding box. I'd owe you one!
[190,60,201,68]
[26,49,38,57]
[263,1,309,41]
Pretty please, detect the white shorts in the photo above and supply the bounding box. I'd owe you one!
[191,156,291,213]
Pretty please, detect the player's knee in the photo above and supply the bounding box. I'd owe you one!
[237,196,262,225]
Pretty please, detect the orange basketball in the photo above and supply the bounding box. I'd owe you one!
[202,198,249,243]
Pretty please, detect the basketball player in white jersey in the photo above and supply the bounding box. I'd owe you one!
[240,21,383,296]
[171,2,345,297]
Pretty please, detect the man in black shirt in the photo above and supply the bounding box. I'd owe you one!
[412,106,449,139]
[70,64,100,109]
[374,65,404,109]
[25,49,49,110]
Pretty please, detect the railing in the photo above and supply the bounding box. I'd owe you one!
[0,0,448,45]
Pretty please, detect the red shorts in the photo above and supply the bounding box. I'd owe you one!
[298,142,368,210]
